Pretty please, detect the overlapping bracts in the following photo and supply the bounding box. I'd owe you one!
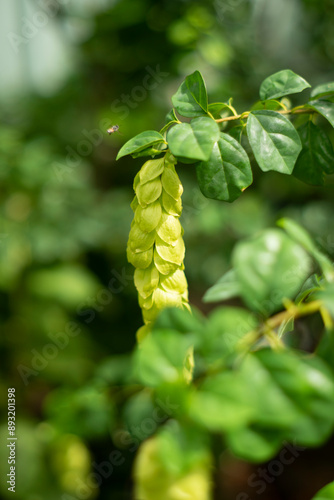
[127,153,189,340]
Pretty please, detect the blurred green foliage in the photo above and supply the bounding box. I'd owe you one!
[1,0,334,499]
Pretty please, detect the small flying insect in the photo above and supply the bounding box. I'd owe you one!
[107,125,120,135]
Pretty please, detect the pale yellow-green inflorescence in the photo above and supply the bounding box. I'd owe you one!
[127,152,190,341]
[133,436,212,500]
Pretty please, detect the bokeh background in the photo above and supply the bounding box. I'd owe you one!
[1,0,334,499]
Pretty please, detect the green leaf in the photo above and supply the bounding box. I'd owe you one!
[154,306,204,334]
[134,329,194,387]
[252,350,334,446]
[116,131,166,160]
[189,371,256,432]
[123,391,156,439]
[316,283,334,318]
[309,99,334,128]
[226,426,284,463]
[157,421,211,476]
[311,82,334,99]
[233,229,312,314]
[172,71,208,117]
[160,109,180,134]
[228,125,245,143]
[189,347,334,453]
[259,70,311,100]
[316,329,334,371]
[251,99,286,111]
[167,117,220,161]
[132,144,167,158]
[196,133,253,202]
[277,218,334,282]
[295,274,322,304]
[293,122,334,185]
[247,110,302,174]
[208,102,234,117]
[203,269,241,303]
[311,482,334,500]
[201,307,258,362]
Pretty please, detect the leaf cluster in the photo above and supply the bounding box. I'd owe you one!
[118,69,334,201]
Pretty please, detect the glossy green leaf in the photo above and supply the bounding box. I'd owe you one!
[203,269,241,303]
[259,70,311,100]
[233,229,312,314]
[247,110,302,174]
[311,482,334,500]
[116,131,166,160]
[293,122,334,185]
[167,117,220,161]
[311,82,334,99]
[309,99,334,128]
[196,133,252,202]
[172,70,208,117]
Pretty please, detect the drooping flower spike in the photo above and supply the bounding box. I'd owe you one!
[127,152,189,340]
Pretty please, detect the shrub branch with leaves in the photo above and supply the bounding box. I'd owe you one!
[116,69,334,499]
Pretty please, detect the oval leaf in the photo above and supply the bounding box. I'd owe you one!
[116,131,166,160]
[196,133,253,202]
[167,117,219,162]
[309,99,334,128]
[203,269,241,303]
[293,121,334,185]
[171,71,208,118]
[247,110,302,174]
[310,82,334,99]
[233,229,312,315]
[259,69,311,100]
[160,109,180,134]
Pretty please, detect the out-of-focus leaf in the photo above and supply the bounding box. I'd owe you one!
[203,269,241,303]
[233,229,312,314]
[311,481,334,500]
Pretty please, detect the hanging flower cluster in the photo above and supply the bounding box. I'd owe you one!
[133,436,212,500]
[127,152,189,340]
